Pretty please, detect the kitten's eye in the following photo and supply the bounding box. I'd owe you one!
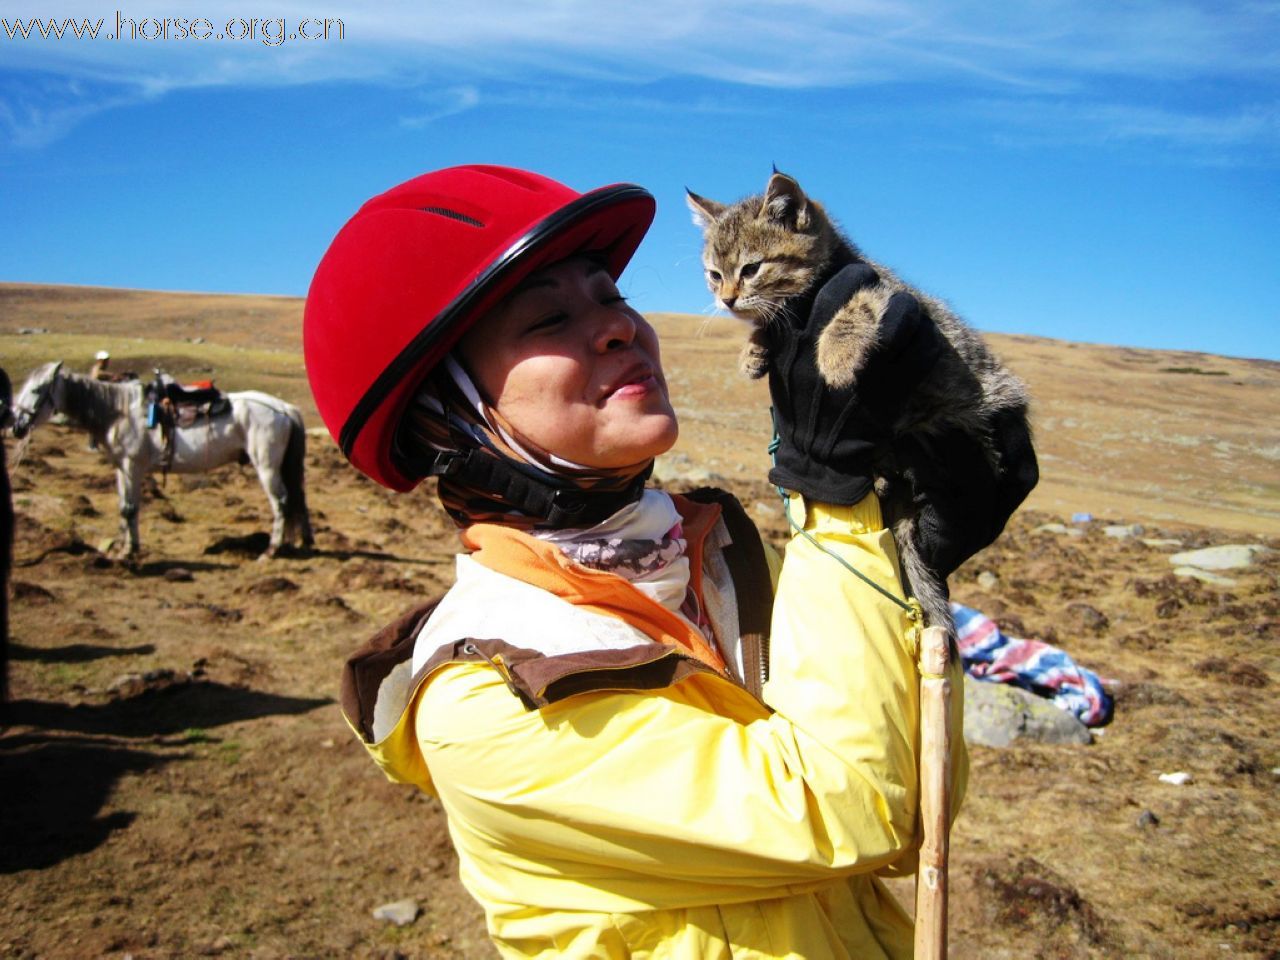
[707,269,722,283]
[739,262,761,279]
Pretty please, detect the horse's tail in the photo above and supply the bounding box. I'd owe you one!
[282,410,313,547]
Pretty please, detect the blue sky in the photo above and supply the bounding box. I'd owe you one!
[2,1,1277,360]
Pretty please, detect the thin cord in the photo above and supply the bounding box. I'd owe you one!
[768,412,923,627]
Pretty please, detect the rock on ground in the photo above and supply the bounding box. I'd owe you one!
[1168,544,1271,570]
[372,899,421,927]
[963,677,1093,748]
[1173,566,1239,587]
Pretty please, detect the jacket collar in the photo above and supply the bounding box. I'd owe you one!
[459,494,726,672]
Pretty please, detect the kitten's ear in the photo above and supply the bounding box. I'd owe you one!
[761,171,811,230]
[685,189,726,231]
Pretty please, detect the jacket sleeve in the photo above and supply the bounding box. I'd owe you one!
[413,492,967,911]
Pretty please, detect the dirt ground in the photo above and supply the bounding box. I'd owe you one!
[2,283,1278,959]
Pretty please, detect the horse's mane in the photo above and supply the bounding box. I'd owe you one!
[58,372,140,434]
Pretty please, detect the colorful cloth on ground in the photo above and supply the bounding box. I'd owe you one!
[951,602,1114,726]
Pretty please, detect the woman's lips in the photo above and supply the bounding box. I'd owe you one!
[603,365,659,400]
[611,375,658,398]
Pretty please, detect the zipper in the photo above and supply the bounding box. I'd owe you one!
[737,632,770,701]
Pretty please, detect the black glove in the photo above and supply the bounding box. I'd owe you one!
[895,410,1038,579]
[767,262,946,505]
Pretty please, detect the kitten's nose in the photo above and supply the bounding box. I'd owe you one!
[723,296,737,310]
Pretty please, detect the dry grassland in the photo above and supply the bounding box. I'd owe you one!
[2,282,1277,959]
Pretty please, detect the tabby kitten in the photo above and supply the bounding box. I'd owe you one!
[686,170,1032,637]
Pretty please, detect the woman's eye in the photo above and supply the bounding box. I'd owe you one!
[527,312,567,332]
[739,262,761,279]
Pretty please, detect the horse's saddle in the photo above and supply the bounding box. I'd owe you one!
[146,374,231,428]
[145,373,233,474]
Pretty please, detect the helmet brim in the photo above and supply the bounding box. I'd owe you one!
[340,183,655,492]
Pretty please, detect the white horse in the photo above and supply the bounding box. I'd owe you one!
[11,361,313,559]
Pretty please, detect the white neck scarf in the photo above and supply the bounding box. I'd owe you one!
[533,489,696,621]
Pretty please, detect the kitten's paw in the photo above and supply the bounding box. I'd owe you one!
[739,341,770,379]
[815,327,860,389]
[815,288,884,389]
[815,343,856,388]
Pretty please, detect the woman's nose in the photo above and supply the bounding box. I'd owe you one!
[591,302,637,353]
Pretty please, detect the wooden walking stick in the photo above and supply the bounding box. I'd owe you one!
[915,624,953,959]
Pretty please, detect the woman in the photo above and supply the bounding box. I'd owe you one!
[304,165,976,959]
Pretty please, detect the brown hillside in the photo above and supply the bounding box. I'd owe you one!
[5,281,1277,534]
[2,283,1277,959]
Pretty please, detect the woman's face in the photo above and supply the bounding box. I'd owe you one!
[457,256,679,470]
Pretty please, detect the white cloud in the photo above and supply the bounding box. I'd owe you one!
[971,97,1280,162]
[0,74,163,148]
[1,1,1276,147]
[399,85,481,127]
[5,1,1276,88]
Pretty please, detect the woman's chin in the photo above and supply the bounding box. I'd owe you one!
[594,416,678,470]
[639,414,680,462]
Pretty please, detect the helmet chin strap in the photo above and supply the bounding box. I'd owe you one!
[405,445,653,529]
[397,354,654,528]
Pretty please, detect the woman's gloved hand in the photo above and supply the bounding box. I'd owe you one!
[766,262,946,506]
[765,262,1039,581]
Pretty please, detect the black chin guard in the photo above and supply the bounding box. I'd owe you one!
[406,445,652,529]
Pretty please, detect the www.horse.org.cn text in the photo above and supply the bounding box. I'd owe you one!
[1,13,345,46]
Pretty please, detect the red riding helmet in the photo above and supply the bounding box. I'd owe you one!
[303,164,656,491]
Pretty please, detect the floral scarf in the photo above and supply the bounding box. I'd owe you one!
[535,489,713,640]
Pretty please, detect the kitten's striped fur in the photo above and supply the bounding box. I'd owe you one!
[687,170,1033,637]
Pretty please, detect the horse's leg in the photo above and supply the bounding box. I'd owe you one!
[282,416,313,551]
[298,502,315,550]
[115,461,143,557]
[253,461,288,559]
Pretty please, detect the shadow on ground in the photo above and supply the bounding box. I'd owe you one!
[6,681,331,738]
[0,682,331,872]
[129,559,237,577]
[0,734,176,873]
[9,641,156,663]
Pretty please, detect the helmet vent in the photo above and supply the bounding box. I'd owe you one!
[420,206,484,228]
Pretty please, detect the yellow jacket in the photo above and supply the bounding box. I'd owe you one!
[341,490,967,959]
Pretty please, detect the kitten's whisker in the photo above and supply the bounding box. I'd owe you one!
[757,298,794,328]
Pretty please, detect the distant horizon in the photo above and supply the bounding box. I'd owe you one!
[4,277,1276,364]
